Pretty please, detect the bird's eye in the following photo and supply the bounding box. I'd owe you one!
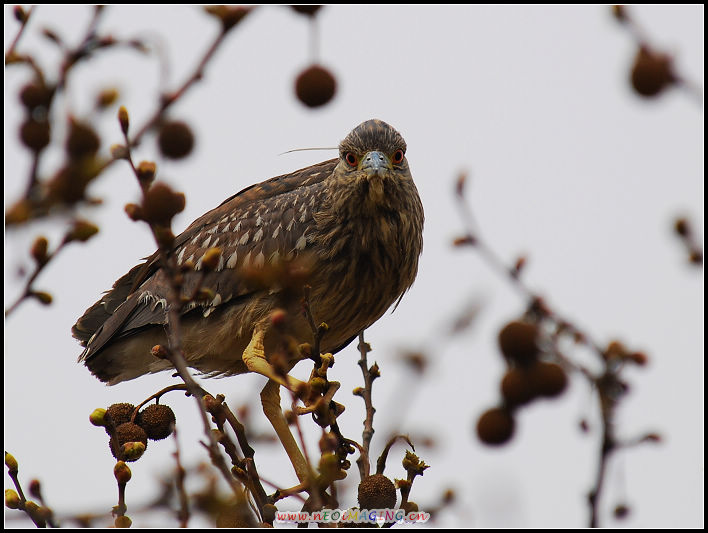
[345,152,358,167]
[392,149,405,165]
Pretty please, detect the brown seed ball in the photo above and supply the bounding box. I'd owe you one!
[141,182,186,226]
[158,120,195,159]
[500,367,536,408]
[215,503,255,528]
[290,5,322,17]
[528,362,568,398]
[115,422,148,448]
[357,474,397,510]
[104,403,136,432]
[295,65,337,108]
[476,407,515,446]
[66,120,100,159]
[674,217,690,238]
[20,119,50,152]
[498,321,539,366]
[19,83,53,111]
[137,404,176,441]
[631,47,675,98]
[110,423,148,461]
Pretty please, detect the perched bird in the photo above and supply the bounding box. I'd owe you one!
[72,119,424,480]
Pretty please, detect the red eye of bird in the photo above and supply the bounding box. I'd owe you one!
[392,149,405,164]
[345,152,358,167]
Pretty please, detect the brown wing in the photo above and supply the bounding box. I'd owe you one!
[73,158,337,362]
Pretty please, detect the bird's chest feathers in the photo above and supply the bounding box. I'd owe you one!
[314,176,417,281]
[362,174,386,211]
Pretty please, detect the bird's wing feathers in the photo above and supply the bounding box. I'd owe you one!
[74,158,337,361]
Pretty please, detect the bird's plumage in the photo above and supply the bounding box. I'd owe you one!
[73,119,423,384]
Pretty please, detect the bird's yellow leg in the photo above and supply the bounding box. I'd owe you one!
[241,327,306,393]
[260,379,311,484]
[243,327,312,485]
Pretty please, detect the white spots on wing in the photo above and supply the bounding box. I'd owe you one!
[256,214,263,227]
[269,250,280,264]
[217,252,225,271]
[286,219,295,232]
[201,292,221,317]
[295,234,307,251]
[177,247,186,264]
[235,221,242,232]
[195,254,204,271]
[253,228,263,243]
[272,224,282,239]
[299,211,307,223]
[239,231,249,245]
[191,235,200,246]
[186,253,195,265]
[212,236,220,247]
[207,226,219,234]
[242,251,252,266]
[226,250,238,268]
[254,251,265,267]
[222,222,231,233]
[202,235,212,248]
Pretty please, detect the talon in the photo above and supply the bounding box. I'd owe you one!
[242,327,306,393]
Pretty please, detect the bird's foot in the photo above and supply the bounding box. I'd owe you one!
[242,327,306,393]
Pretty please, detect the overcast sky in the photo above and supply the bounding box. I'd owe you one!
[4,5,703,528]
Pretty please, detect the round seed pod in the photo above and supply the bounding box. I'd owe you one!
[500,367,537,407]
[476,407,515,446]
[295,65,337,108]
[498,321,539,366]
[357,474,397,510]
[137,404,176,441]
[104,403,136,432]
[157,120,194,159]
[527,361,568,398]
[20,119,50,152]
[631,46,675,98]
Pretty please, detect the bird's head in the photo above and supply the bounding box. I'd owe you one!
[337,119,409,181]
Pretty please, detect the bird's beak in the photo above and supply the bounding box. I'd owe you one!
[361,151,393,176]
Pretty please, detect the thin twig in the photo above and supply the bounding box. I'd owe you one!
[5,240,67,318]
[5,6,35,61]
[172,425,190,527]
[455,177,658,527]
[356,331,377,479]
[128,23,233,148]
[131,384,190,422]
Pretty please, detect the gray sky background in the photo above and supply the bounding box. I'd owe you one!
[4,5,703,528]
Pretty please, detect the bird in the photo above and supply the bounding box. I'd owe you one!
[72,119,424,481]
